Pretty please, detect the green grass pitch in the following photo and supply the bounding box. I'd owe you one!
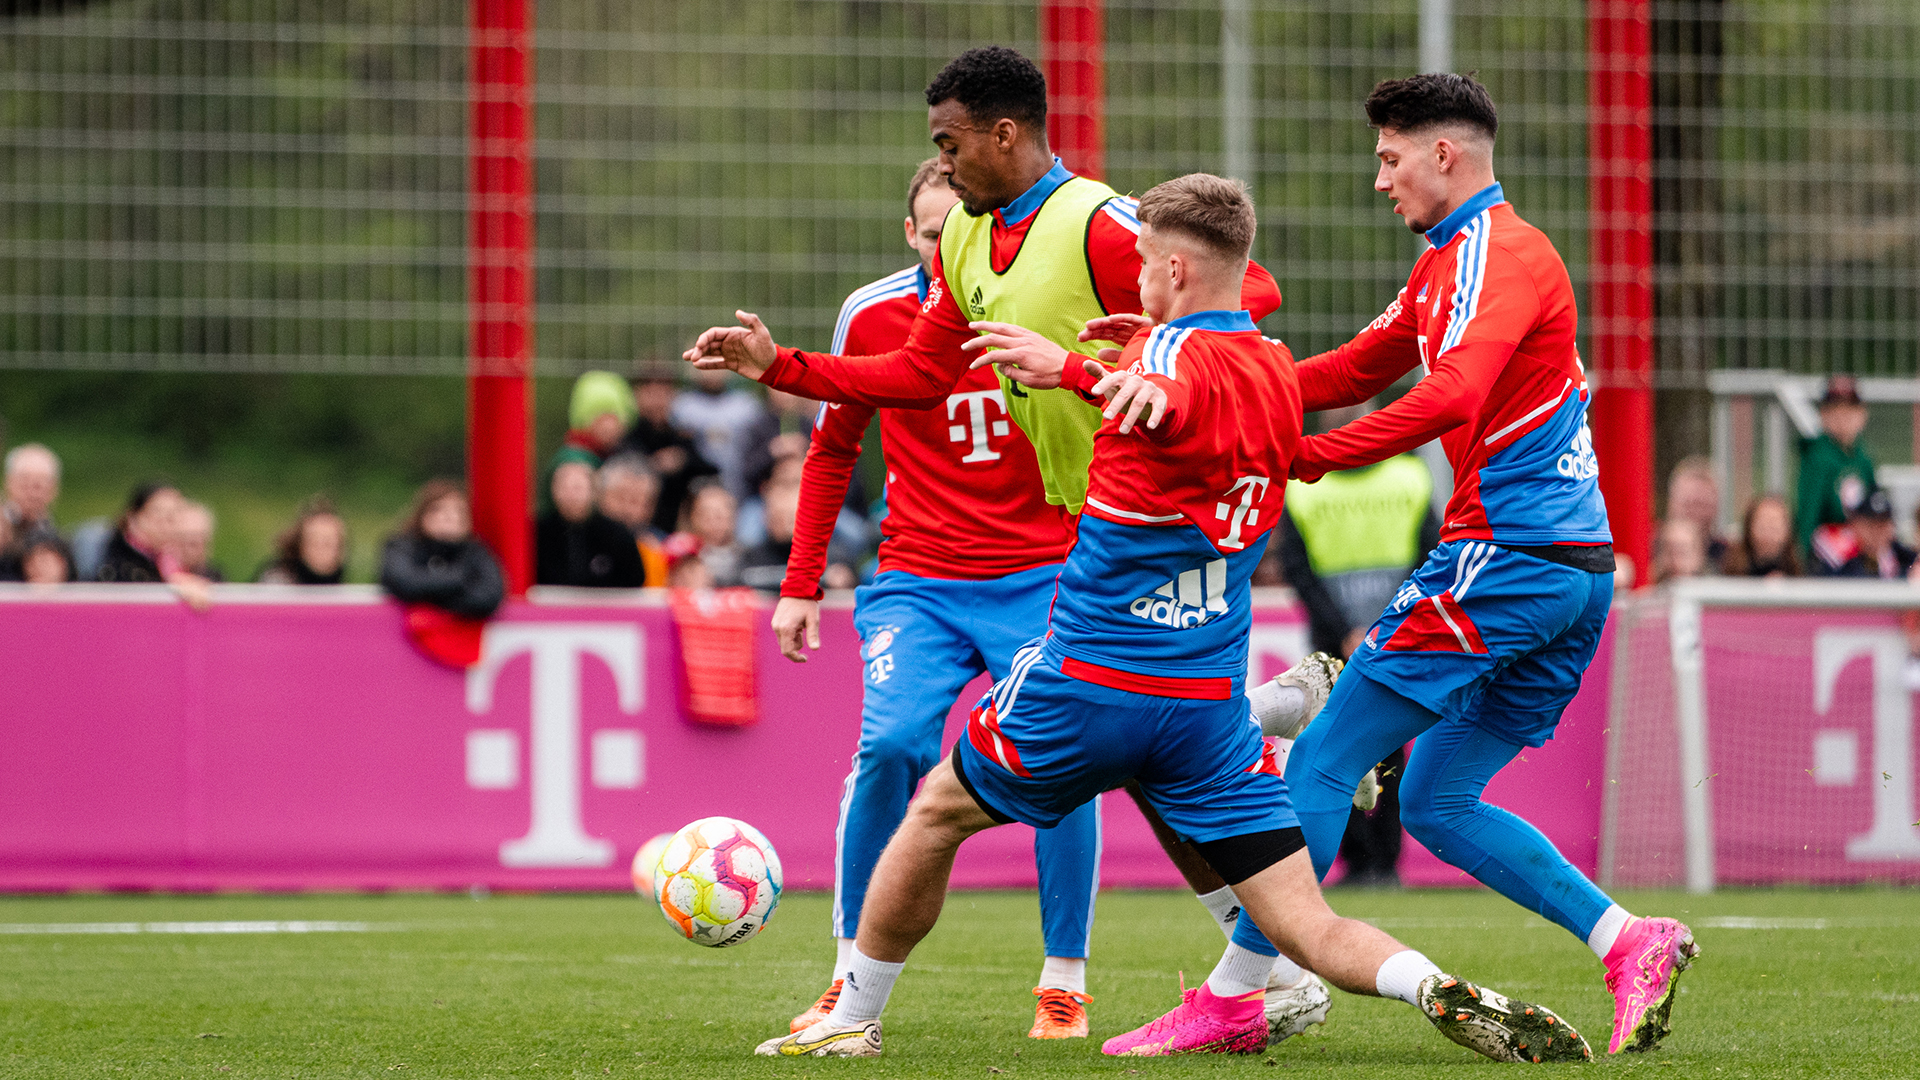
[3,887,1916,1077]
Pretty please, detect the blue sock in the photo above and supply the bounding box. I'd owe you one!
[1034,796,1102,959]
[1401,718,1614,939]
[1288,671,1440,880]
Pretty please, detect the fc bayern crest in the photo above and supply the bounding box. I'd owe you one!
[866,629,895,658]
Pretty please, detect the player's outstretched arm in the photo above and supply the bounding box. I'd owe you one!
[684,310,779,381]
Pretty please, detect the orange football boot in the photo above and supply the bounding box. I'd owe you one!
[789,979,843,1033]
[1029,987,1092,1039]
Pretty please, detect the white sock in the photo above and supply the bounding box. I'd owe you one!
[1038,955,1087,995]
[1374,949,1443,1007]
[1268,952,1307,986]
[1587,904,1633,960]
[1205,942,1276,998]
[826,947,903,1024]
[1248,683,1307,736]
[1270,736,1295,776]
[833,936,855,977]
[1196,885,1244,940]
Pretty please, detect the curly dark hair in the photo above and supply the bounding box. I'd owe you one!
[1364,72,1498,141]
[924,45,1047,130]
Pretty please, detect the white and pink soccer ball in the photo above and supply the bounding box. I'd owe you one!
[647,816,783,948]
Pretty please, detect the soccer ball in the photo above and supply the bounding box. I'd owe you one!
[630,832,676,899]
[652,816,783,947]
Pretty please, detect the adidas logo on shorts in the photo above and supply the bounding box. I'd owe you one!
[1127,559,1228,628]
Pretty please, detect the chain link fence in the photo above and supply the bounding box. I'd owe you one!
[0,1,1913,384]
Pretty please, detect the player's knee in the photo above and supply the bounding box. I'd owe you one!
[1396,784,1469,851]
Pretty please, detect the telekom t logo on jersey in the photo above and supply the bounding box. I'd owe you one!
[946,389,1012,463]
[1215,476,1271,550]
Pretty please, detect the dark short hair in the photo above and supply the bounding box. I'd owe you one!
[906,157,947,218]
[925,46,1047,131]
[1136,174,1257,265]
[1365,72,1498,141]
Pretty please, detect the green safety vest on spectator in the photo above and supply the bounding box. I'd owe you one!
[1285,455,1434,576]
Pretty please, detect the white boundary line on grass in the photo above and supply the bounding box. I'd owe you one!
[0,920,381,934]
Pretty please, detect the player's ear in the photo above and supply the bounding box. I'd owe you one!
[994,117,1020,151]
[904,215,916,247]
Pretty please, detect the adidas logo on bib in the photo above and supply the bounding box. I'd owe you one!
[1127,559,1228,628]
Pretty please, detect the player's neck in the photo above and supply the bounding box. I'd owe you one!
[1158,286,1244,325]
[1430,170,1500,225]
[987,145,1062,211]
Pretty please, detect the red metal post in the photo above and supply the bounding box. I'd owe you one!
[469,0,534,595]
[1041,0,1105,179]
[1587,0,1655,583]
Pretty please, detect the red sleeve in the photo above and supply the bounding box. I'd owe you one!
[1239,260,1282,323]
[761,249,974,410]
[1084,209,1283,322]
[781,400,873,599]
[1292,286,1422,413]
[1292,251,1540,480]
[1060,355,1105,403]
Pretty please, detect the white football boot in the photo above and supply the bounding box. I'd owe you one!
[1255,652,1379,810]
[1264,968,1332,1043]
[754,1017,883,1058]
[1251,652,1344,738]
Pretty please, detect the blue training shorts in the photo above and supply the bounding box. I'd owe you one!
[951,640,1297,845]
[1348,539,1613,747]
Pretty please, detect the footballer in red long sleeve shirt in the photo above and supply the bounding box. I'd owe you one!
[1280,79,1691,1065]
[772,163,1098,1041]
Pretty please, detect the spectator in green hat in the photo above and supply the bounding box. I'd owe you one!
[550,371,638,473]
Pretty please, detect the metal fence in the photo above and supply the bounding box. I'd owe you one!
[0,1,1913,383]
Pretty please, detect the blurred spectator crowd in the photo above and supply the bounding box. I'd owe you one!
[0,367,874,615]
[1646,377,1918,588]
[3,371,1915,626]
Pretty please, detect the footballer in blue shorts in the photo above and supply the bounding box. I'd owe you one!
[1280,73,1698,1056]
[756,173,1593,1063]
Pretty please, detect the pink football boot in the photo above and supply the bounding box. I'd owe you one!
[1603,916,1700,1053]
[1101,981,1268,1057]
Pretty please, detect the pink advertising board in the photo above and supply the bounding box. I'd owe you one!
[0,585,1604,893]
[1697,609,1920,884]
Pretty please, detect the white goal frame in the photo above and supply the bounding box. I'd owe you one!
[1623,577,1920,894]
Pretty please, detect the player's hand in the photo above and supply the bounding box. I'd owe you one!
[771,596,822,663]
[1088,364,1168,434]
[1080,313,1152,349]
[962,321,1070,389]
[683,310,778,381]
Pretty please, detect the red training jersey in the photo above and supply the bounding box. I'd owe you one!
[779,265,1072,599]
[756,166,1282,410]
[1289,184,1610,546]
[1044,308,1303,693]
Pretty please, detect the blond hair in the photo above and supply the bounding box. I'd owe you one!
[907,157,949,218]
[1136,173,1256,264]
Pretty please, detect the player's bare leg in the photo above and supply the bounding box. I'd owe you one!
[1106,846,1592,1062]
[1122,780,1330,1043]
[756,758,998,1058]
